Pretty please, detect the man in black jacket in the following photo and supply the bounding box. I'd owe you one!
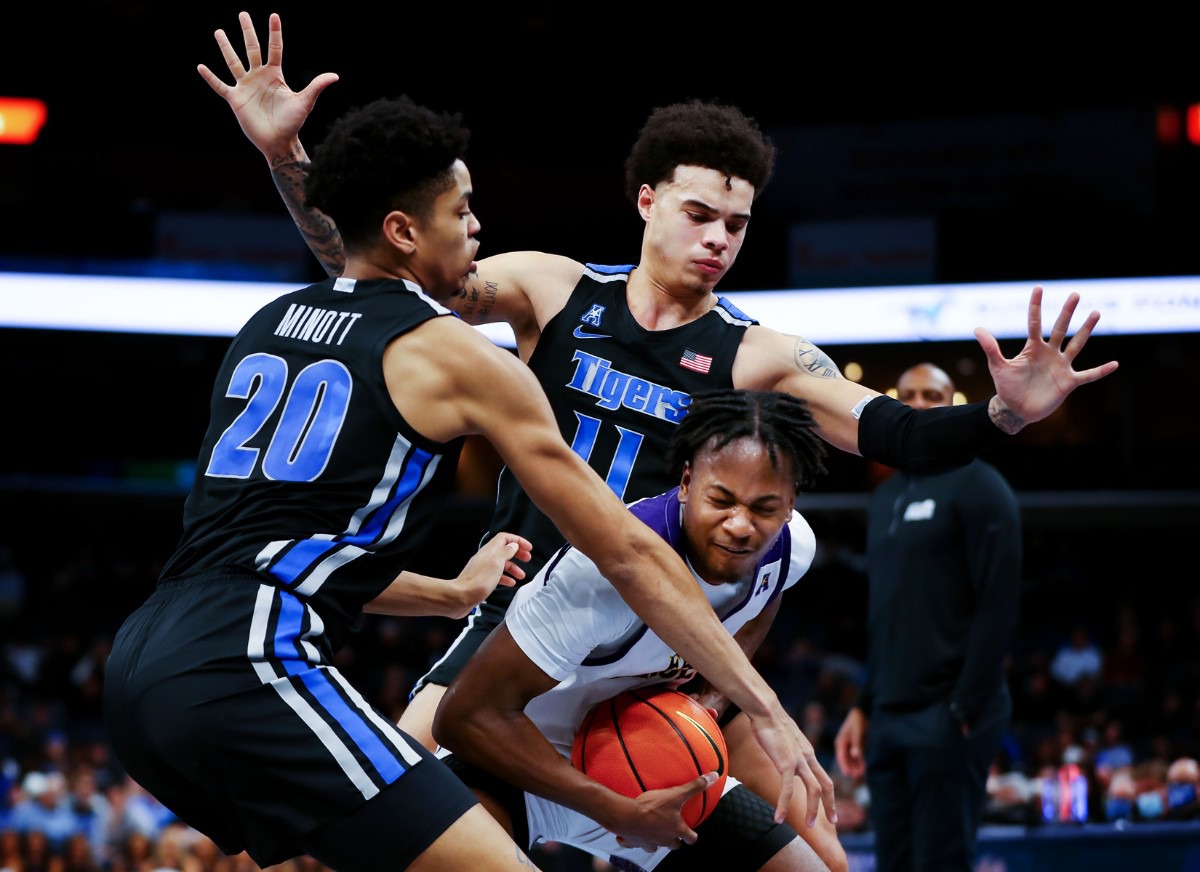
[834,362,1022,872]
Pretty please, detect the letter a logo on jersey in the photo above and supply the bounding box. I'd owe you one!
[581,305,605,327]
[756,572,772,596]
[574,304,612,339]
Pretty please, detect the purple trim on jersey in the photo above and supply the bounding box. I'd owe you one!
[628,488,688,558]
[580,490,791,667]
[540,542,575,585]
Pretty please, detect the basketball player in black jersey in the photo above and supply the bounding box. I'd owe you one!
[101,22,854,871]
[201,11,1118,869]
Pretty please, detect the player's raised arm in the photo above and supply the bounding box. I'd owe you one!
[198,10,345,275]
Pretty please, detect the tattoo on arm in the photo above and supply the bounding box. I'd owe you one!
[794,338,843,378]
[454,278,499,324]
[271,159,346,278]
[987,396,1025,435]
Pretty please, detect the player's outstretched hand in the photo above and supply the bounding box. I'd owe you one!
[612,772,716,852]
[975,286,1119,434]
[196,11,338,162]
[748,712,837,828]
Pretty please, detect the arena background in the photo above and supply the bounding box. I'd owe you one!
[1,4,1198,871]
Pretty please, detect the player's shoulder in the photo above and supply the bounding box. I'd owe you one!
[785,511,818,576]
[480,251,587,289]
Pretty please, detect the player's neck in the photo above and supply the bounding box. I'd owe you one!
[626,268,717,331]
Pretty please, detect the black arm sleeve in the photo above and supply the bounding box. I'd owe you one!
[856,395,1009,472]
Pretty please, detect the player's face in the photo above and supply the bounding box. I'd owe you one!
[639,165,754,296]
[678,437,797,586]
[411,160,481,299]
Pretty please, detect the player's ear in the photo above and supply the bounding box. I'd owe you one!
[678,461,693,502]
[636,184,656,220]
[383,210,417,254]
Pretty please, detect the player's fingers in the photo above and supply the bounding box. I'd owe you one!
[296,73,341,109]
[214,29,246,79]
[196,64,231,99]
[240,11,262,68]
[816,763,838,824]
[266,13,283,66]
[1026,286,1044,341]
[774,765,796,824]
[1047,291,1080,347]
[1073,360,1120,386]
[800,763,822,828]
[1062,309,1100,360]
[680,772,716,800]
[973,327,1003,368]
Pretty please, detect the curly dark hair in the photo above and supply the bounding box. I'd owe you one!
[667,389,827,491]
[623,100,776,204]
[305,95,471,249]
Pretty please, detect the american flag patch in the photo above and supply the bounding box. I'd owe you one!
[679,348,713,373]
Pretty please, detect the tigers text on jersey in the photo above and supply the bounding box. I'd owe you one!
[486,264,757,578]
[160,276,463,647]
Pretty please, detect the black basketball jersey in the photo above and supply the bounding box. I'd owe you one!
[161,276,464,646]
[485,263,756,577]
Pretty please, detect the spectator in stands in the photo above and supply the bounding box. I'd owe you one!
[93,776,164,869]
[0,827,26,871]
[1132,758,1171,822]
[64,766,108,868]
[985,748,1037,825]
[1093,720,1135,790]
[59,831,101,872]
[1104,767,1137,823]
[1050,623,1103,688]
[7,771,78,852]
[23,828,57,872]
[1165,756,1200,821]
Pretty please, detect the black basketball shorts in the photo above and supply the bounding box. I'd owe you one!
[102,570,478,869]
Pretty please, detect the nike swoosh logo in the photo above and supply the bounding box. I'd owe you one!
[573,325,611,340]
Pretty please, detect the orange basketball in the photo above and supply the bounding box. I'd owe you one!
[571,687,728,828]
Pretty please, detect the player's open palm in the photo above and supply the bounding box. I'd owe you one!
[612,773,716,851]
[975,286,1119,431]
[196,11,338,158]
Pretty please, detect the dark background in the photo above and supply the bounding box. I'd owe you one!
[2,3,1199,286]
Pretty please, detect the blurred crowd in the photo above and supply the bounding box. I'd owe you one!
[0,499,1196,870]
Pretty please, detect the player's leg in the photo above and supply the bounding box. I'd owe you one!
[758,839,831,872]
[409,805,542,872]
[396,682,446,751]
[398,593,513,750]
[658,784,825,872]
[302,747,538,871]
[722,712,848,872]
